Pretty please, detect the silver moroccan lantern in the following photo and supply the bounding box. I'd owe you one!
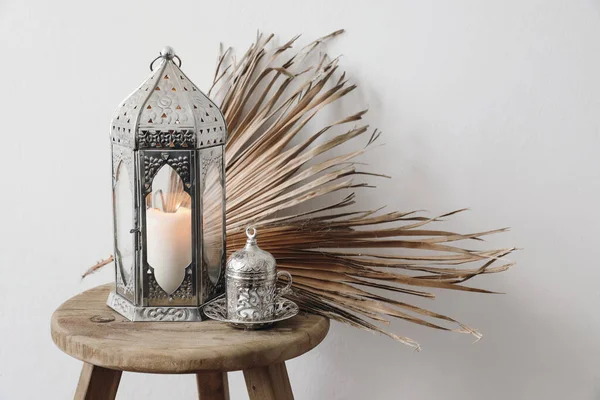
[225,227,292,322]
[107,46,227,321]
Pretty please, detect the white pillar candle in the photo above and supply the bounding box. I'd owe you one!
[146,207,192,294]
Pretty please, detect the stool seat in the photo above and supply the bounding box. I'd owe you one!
[51,284,329,399]
[52,284,329,374]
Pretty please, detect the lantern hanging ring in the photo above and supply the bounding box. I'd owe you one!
[150,46,182,71]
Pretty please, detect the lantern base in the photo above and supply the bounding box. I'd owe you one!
[107,291,206,322]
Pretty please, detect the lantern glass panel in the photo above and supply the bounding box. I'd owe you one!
[113,161,134,285]
[145,164,192,294]
[203,159,224,285]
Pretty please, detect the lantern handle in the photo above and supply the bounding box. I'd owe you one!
[150,47,182,71]
[173,55,182,68]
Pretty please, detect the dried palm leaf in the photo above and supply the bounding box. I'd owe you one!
[86,30,515,349]
[214,31,514,349]
[81,256,114,280]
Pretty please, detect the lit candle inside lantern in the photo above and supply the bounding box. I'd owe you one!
[146,206,192,294]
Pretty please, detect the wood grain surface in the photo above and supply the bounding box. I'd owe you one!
[74,363,121,400]
[51,284,329,374]
[244,363,294,400]
[196,371,230,400]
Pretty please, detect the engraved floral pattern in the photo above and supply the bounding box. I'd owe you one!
[141,154,191,195]
[108,292,204,322]
[227,282,277,321]
[116,265,135,302]
[110,56,226,150]
[144,93,190,125]
[110,293,133,318]
[167,156,190,184]
[112,146,134,187]
[203,297,299,329]
[138,129,196,148]
[227,250,275,274]
[148,267,193,301]
[143,155,165,184]
[140,307,190,321]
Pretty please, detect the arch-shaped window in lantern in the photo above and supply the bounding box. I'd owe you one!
[145,164,192,295]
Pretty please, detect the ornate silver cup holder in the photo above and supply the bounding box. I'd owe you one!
[202,295,299,330]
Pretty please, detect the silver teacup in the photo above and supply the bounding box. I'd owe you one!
[225,227,292,322]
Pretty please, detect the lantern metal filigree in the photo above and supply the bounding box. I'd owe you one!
[107,46,227,321]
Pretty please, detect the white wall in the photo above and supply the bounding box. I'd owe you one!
[1,0,599,398]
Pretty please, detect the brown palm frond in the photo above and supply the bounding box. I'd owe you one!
[81,256,114,280]
[216,31,514,349]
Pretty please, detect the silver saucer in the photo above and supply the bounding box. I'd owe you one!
[202,296,299,330]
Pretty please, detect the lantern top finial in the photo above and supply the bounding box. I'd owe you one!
[110,48,227,149]
[160,46,176,60]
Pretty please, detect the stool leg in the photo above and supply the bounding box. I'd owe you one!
[243,362,294,400]
[196,372,230,400]
[74,362,122,400]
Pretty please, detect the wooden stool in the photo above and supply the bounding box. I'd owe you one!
[51,284,329,400]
